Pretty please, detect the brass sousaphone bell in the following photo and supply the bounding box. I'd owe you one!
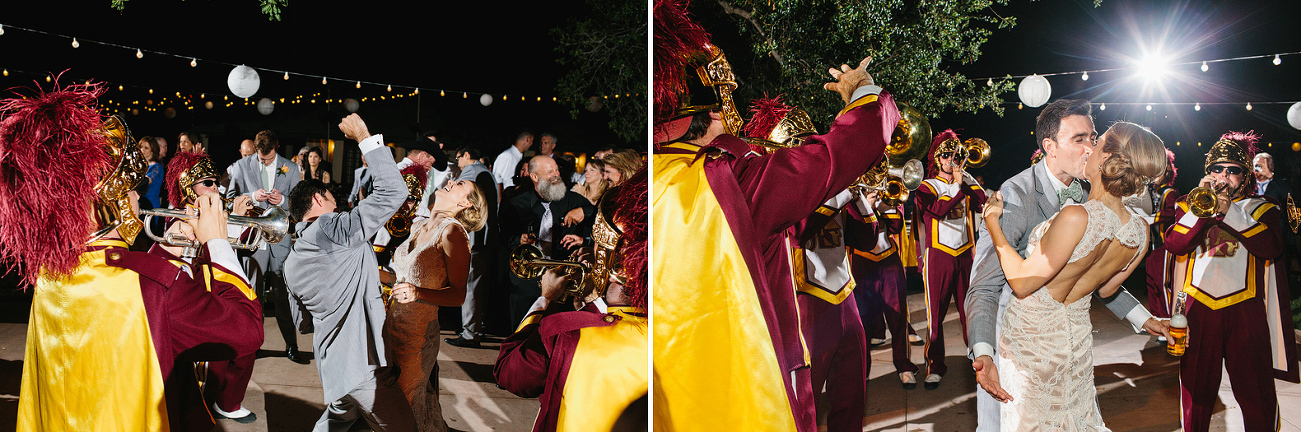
[964,137,992,169]
[509,244,591,301]
[857,102,931,206]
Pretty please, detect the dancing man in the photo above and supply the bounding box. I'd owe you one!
[285,113,415,430]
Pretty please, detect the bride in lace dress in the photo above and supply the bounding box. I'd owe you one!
[385,179,488,432]
[981,121,1168,431]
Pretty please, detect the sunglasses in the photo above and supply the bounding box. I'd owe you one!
[193,179,218,188]
[1208,165,1244,176]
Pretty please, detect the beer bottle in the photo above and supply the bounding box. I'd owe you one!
[1168,291,1188,356]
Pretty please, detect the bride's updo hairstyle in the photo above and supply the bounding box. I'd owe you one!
[1098,121,1167,197]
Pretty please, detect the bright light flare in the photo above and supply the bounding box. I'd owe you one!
[1135,55,1170,82]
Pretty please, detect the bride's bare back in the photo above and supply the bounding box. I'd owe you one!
[1012,199,1149,304]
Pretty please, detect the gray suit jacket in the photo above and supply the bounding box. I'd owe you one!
[967,161,1145,357]
[225,153,301,211]
[283,142,404,403]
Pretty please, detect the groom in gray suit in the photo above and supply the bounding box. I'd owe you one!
[225,130,305,362]
[967,99,1170,430]
[285,113,414,431]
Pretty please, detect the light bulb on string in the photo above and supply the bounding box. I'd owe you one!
[1274,54,1282,65]
[413,88,419,95]
[148,89,153,94]
[0,25,5,36]
[1146,104,1152,111]
[1195,103,1201,111]
[1099,103,1106,111]
[136,49,143,59]
[355,81,361,89]
[71,38,79,48]
[1201,61,1208,72]
[986,78,993,87]
[1081,72,1088,81]
[45,75,51,83]
[1246,102,1253,111]
[322,77,328,85]
[118,85,123,91]
[2,69,7,77]
[463,92,467,98]
[440,90,445,97]
[387,85,392,92]
[190,58,196,67]
[1018,103,1023,110]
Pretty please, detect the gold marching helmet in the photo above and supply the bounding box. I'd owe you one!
[674,44,743,137]
[92,116,149,243]
[1188,132,1259,218]
[175,157,218,205]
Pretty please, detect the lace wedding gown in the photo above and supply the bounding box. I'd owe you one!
[998,200,1146,431]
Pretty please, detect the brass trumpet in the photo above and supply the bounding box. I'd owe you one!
[1186,181,1225,218]
[509,244,590,300]
[1288,194,1301,234]
[857,159,924,207]
[141,206,290,257]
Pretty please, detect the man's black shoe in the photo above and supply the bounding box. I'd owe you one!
[286,345,310,365]
[445,337,481,348]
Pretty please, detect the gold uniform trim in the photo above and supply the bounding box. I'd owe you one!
[1182,255,1261,310]
[836,95,879,118]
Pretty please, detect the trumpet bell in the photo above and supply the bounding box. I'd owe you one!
[965,138,991,169]
[139,205,289,255]
[509,244,592,301]
[892,159,924,191]
[1187,186,1219,218]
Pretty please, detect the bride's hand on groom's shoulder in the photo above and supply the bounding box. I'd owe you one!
[983,191,1005,223]
[973,355,1014,403]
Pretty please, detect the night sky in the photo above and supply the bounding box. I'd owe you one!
[0,0,630,171]
[694,0,1301,194]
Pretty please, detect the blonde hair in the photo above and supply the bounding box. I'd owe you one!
[1099,122,1167,197]
[601,150,642,184]
[454,182,488,232]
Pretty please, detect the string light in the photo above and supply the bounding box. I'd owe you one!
[355,81,361,89]
[190,58,197,67]
[1081,72,1088,81]
[2,69,7,77]
[1146,104,1152,111]
[1246,102,1253,110]
[1201,61,1208,72]
[1195,102,1201,111]
[136,49,143,59]
[413,88,419,95]
[44,75,51,82]
[986,78,993,87]
[0,25,5,36]
[386,85,392,92]
[71,38,79,48]
[1099,103,1105,111]
[1274,55,1282,65]
[440,90,445,97]
[322,77,327,85]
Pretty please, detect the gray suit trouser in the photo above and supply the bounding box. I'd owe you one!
[975,288,1011,432]
[315,367,416,432]
[459,247,492,341]
[251,235,301,347]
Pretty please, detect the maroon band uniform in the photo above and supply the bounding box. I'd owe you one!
[851,204,918,375]
[914,176,986,377]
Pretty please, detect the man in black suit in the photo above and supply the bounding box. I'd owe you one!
[499,155,595,326]
[1255,152,1296,252]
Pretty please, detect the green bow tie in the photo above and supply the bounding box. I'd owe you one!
[1058,182,1084,207]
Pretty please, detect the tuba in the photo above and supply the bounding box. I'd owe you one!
[509,244,591,301]
[856,102,931,206]
[141,206,289,258]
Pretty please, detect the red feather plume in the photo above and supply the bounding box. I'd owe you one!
[654,0,712,124]
[743,94,793,140]
[166,151,210,208]
[400,164,428,188]
[1165,148,1178,185]
[614,168,648,310]
[1220,130,1261,158]
[0,77,110,285]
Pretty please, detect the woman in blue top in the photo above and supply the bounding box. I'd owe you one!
[139,137,164,208]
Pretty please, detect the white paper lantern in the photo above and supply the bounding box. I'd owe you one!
[204,101,214,110]
[343,98,360,113]
[479,94,493,106]
[1288,102,1301,130]
[586,96,604,112]
[164,107,176,119]
[257,98,274,115]
[227,65,261,98]
[1018,74,1051,108]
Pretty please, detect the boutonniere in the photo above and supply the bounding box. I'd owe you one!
[277,165,289,177]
